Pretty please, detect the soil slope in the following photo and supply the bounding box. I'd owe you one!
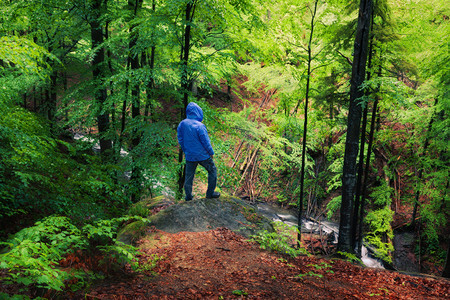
[87,227,450,299]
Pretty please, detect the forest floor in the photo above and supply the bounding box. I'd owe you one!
[83,227,450,300]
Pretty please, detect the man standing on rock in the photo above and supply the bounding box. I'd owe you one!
[177,102,220,201]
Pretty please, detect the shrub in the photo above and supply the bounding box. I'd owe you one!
[251,222,309,257]
[0,216,148,294]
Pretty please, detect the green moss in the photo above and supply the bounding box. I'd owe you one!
[117,220,147,244]
[128,202,149,218]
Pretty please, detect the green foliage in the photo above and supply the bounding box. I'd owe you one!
[136,254,164,274]
[250,222,309,257]
[0,239,71,290]
[232,289,248,296]
[127,202,150,218]
[0,216,148,292]
[336,251,362,264]
[223,106,306,200]
[364,183,395,264]
[296,271,323,279]
[297,262,335,279]
[0,216,82,291]
[308,262,334,273]
[0,103,130,226]
[0,36,52,77]
[326,196,341,220]
[0,293,43,300]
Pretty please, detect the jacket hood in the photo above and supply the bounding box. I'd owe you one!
[186,102,203,122]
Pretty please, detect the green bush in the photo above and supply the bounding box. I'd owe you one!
[251,222,309,257]
[0,105,130,227]
[0,216,148,293]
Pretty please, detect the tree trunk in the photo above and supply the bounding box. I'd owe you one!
[129,0,143,202]
[177,1,197,199]
[297,0,318,246]
[90,0,112,156]
[144,0,156,120]
[351,101,368,250]
[443,243,450,278]
[355,56,383,256]
[47,71,58,132]
[338,0,373,253]
[352,17,375,252]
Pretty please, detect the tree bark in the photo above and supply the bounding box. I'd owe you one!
[177,1,197,199]
[144,0,156,120]
[129,0,143,202]
[90,0,112,156]
[443,243,450,278]
[338,0,373,253]
[297,0,319,246]
[352,16,375,252]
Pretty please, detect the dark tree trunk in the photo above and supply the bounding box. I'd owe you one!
[352,18,375,252]
[177,1,196,199]
[338,0,373,253]
[297,0,318,246]
[47,71,58,131]
[357,96,379,255]
[144,0,156,120]
[90,0,112,155]
[352,100,368,251]
[356,53,383,256]
[181,2,195,113]
[443,243,450,278]
[129,0,143,202]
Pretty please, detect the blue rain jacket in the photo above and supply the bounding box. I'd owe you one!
[177,102,214,162]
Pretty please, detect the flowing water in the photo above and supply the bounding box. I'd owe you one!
[256,202,385,269]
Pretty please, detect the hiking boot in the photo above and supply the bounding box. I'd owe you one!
[206,192,220,199]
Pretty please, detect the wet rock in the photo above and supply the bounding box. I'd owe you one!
[393,230,420,273]
[118,195,273,244]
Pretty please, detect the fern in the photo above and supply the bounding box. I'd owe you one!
[251,222,309,257]
[0,216,148,292]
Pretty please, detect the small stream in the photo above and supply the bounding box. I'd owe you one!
[255,202,384,269]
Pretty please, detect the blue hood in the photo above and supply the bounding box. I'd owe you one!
[186,102,203,122]
[177,102,214,161]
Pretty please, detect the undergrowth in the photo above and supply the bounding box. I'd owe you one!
[250,222,309,257]
[0,215,149,298]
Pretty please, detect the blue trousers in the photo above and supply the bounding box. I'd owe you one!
[184,157,217,200]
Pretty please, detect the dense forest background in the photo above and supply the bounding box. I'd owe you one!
[0,0,449,295]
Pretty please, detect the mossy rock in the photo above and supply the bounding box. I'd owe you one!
[117,219,148,244]
[146,194,273,238]
[127,195,176,216]
[119,194,273,244]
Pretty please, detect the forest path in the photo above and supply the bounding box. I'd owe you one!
[86,227,449,299]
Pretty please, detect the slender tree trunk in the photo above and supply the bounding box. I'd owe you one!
[356,59,382,255]
[129,0,143,202]
[297,0,318,246]
[352,18,375,252]
[144,0,156,120]
[90,0,112,156]
[48,71,58,132]
[338,0,373,253]
[177,1,197,199]
[352,101,368,250]
[181,2,195,111]
[442,243,450,278]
